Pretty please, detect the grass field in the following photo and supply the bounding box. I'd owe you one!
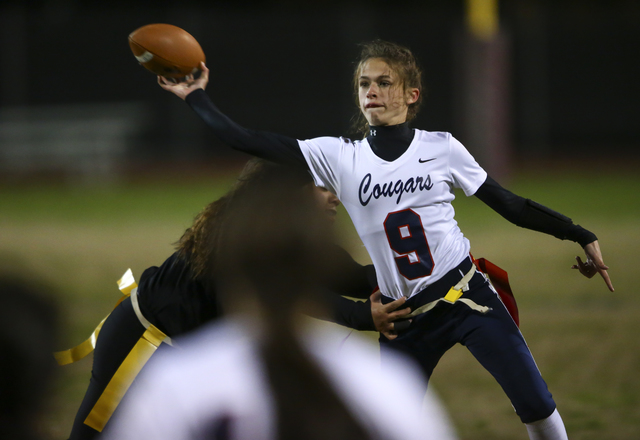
[1,168,639,440]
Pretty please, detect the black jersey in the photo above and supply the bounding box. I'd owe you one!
[136,252,223,338]
[136,247,377,338]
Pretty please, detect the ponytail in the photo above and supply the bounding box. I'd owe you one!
[216,164,373,440]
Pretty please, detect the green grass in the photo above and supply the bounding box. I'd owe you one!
[1,170,639,440]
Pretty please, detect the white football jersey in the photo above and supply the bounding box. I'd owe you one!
[298,130,487,300]
[104,318,455,440]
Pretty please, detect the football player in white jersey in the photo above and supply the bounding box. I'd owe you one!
[158,40,613,440]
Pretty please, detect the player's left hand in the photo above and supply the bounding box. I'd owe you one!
[572,240,614,292]
[370,290,412,340]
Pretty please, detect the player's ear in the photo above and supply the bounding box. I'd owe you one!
[405,88,419,105]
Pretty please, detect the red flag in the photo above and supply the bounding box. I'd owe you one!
[473,257,520,327]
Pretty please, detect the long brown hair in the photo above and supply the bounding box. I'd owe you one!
[174,158,278,279]
[351,39,424,137]
[216,165,373,440]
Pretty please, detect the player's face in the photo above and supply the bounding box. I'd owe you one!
[312,186,340,222]
[358,58,419,127]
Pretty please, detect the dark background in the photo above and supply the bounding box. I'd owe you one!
[1,0,639,180]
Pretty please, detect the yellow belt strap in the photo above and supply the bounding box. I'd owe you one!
[84,324,168,432]
[53,316,109,365]
[54,270,137,366]
[407,264,491,317]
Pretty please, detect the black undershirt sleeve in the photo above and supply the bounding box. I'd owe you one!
[320,295,376,331]
[474,175,597,247]
[185,89,308,168]
[306,245,378,331]
[324,245,376,300]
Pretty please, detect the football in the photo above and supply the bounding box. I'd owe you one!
[128,23,205,78]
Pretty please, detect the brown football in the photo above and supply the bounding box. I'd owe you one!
[128,23,205,78]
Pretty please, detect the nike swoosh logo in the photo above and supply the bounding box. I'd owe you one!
[419,158,436,163]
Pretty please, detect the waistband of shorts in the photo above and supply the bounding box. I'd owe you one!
[382,256,475,309]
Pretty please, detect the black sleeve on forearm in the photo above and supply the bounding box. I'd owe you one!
[185,89,308,168]
[304,245,378,331]
[308,293,376,331]
[326,245,377,300]
[474,175,597,247]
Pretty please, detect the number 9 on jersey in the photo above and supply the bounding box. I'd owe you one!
[384,209,434,280]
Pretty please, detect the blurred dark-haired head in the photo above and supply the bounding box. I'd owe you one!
[215,163,336,321]
[0,276,59,440]
[176,158,316,280]
[214,164,372,440]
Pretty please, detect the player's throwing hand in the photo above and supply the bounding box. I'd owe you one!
[158,62,210,101]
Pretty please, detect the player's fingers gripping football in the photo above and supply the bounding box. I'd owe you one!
[158,75,197,100]
[184,62,209,91]
[158,75,188,99]
[157,63,209,100]
[196,62,210,87]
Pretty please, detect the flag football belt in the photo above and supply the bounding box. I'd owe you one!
[473,256,520,327]
[54,269,172,432]
[406,264,492,318]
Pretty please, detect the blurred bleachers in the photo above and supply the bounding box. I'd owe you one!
[0,102,149,182]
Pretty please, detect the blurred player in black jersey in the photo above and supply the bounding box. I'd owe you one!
[104,151,453,440]
[66,158,410,440]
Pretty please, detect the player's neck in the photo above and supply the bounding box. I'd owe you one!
[367,122,414,162]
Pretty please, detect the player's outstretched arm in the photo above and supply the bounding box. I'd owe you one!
[475,175,614,292]
[158,62,306,167]
[572,240,614,292]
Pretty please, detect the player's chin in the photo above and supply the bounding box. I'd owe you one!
[362,105,380,114]
[366,111,387,125]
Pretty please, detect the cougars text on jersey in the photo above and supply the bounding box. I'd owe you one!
[358,172,434,206]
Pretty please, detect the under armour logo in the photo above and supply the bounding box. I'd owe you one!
[370,129,377,136]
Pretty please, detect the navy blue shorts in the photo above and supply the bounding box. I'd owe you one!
[380,258,556,423]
